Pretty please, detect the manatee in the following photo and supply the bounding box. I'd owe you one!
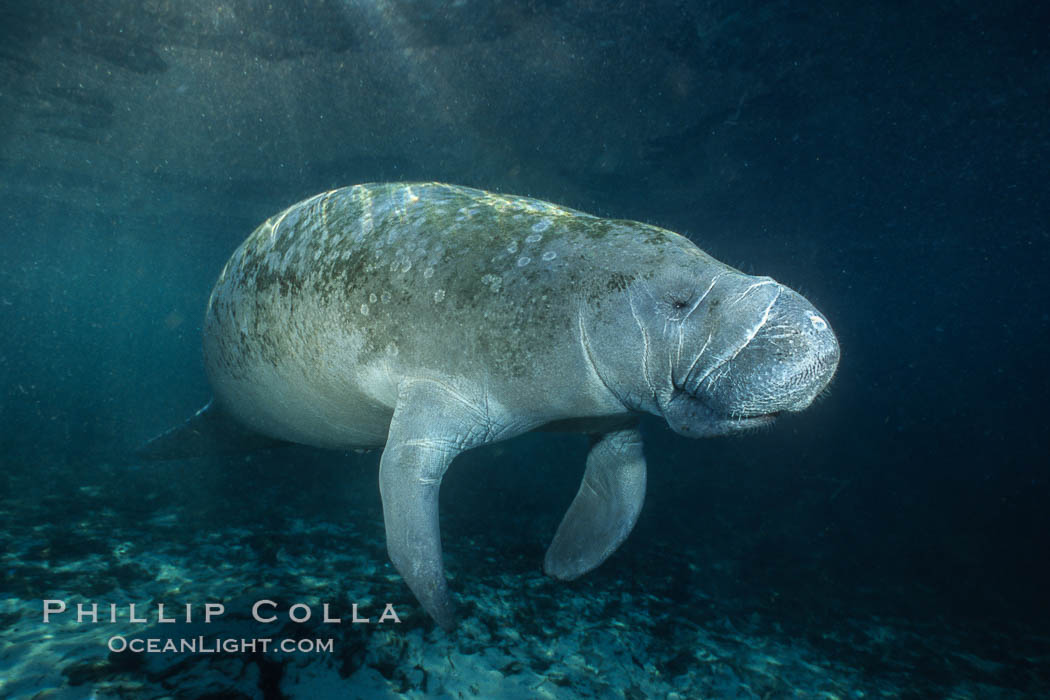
[142,182,840,628]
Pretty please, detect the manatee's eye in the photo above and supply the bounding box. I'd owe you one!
[665,289,695,313]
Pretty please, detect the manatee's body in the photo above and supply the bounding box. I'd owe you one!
[152,182,840,628]
[203,184,637,449]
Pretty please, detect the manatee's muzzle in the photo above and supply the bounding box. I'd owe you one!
[701,286,840,418]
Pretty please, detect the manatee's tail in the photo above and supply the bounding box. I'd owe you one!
[136,400,288,461]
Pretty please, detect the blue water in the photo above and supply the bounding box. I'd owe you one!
[1,1,1047,697]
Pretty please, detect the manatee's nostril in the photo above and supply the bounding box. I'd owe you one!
[808,314,828,332]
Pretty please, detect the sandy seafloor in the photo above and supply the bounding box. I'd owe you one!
[2,451,1047,700]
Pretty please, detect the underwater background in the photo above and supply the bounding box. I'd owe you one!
[1,0,1047,697]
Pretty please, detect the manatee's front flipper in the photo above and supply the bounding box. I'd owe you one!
[544,427,647,580]
[379,382,490,630]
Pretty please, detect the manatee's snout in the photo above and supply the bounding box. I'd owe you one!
[703,286,839,417]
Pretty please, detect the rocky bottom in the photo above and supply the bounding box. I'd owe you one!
[1,456,1047,699]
